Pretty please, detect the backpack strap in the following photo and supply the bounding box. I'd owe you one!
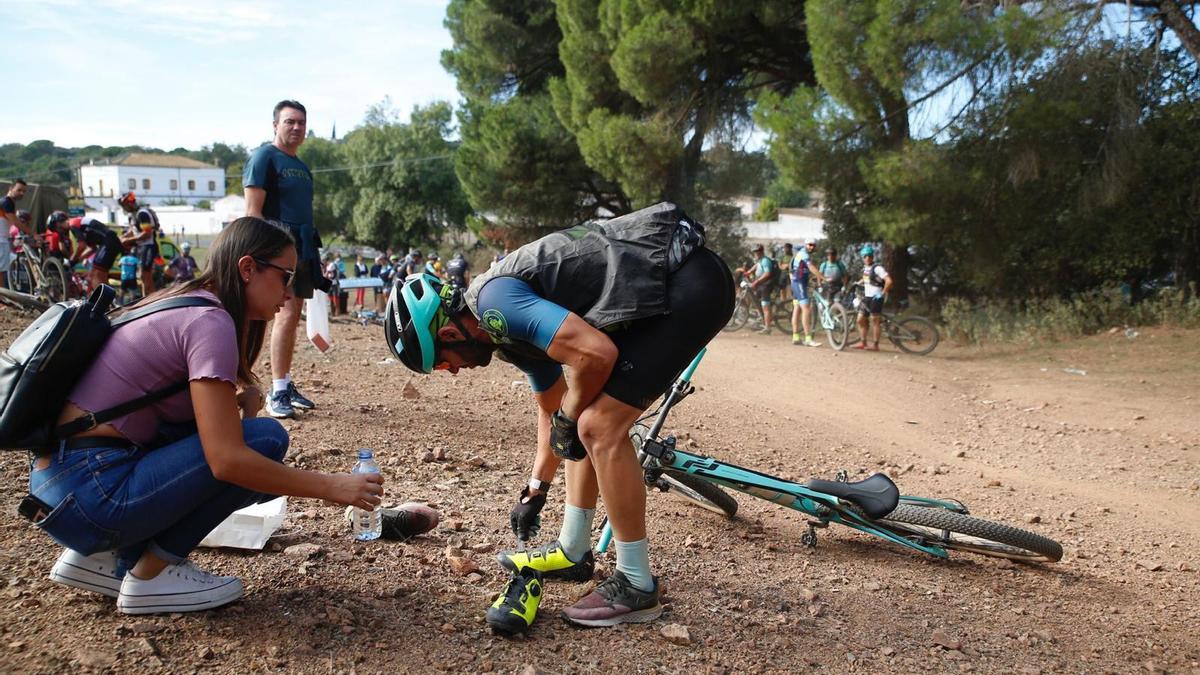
[55,296,221,440]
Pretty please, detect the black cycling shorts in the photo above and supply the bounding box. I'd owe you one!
[137,242,158,271]
[603,247,735,410]
[858,296,884,316]
[92,231,124,271]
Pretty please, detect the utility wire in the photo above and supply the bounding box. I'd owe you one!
[222,153,453,179]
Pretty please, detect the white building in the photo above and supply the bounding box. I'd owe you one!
[80,153,225,209]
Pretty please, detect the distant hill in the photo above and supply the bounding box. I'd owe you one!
[0,140,250,195]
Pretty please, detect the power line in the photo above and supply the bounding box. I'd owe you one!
[221,153,453,179]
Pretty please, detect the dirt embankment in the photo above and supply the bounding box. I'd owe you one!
[0,309,1196,674]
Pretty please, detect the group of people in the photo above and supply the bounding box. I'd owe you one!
[22,97,763,632]
[737,239,895,350]
[316,248,473,319]
[0,180,199,303]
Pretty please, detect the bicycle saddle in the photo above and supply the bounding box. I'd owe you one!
[804,473,899,519]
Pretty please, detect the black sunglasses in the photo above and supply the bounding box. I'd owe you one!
[253,258,295,287]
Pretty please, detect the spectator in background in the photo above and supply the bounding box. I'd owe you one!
[324,252,341,316]
[369,255,387,312]
[353,254,369,312]
[819,247,848,299]
[425,252,443,278]
[167,241,199,284]
[854,245,892,352]
[118,250,141,305]
[402,249,423,277]
[0,179,29,288]
[244,99,321,420]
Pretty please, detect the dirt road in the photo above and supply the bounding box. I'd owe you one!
[0,311,1197,673]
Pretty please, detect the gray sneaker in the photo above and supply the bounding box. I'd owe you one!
[267,389,294,419]
[287,382,315,410]
[561,570,662,627]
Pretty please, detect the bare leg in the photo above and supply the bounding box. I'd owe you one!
[801,303,814,336]
[791,301,801,335]
[141,268,155,295]
[577,394,645,542]
[270,296,303,381]
[130,551,168,580]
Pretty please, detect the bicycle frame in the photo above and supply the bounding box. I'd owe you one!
[595,348,957,558]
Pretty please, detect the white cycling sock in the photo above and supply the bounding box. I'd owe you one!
[614,538,654,592]
[272,376,291,394]
[557,504,595,562]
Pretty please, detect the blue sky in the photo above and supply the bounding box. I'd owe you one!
[6,0,461,150]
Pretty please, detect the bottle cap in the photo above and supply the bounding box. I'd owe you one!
[357,448,374,459]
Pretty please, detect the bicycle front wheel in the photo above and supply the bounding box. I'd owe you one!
[41,257,69,303]
[890,316,940,355]
[661,470,739,518]
[773,299,792,333]
[828,302,850,350]
[877,504,1062,562]
[7,256,35,295]
[723,299,749,332]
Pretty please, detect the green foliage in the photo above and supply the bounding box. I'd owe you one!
[765,180,810,209]
[336,101,472,251]
[754,198,779,222]
[941,285,1200,345]
[444,0,626,233]
[0,141,248,193]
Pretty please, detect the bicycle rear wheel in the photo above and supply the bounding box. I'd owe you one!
[827,302,850,350]
[889,316,940,355]
[877,504,1062,562]
[40,257,69,303]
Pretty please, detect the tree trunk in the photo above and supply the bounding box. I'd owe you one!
[1158,0,1200,65]
[885,243,912,308]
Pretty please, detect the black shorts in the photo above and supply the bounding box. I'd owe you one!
[279,221,317,299]
[859,296,884,316]
[137,242,158,271]
[603,247,735,410]
[92,232,124,271]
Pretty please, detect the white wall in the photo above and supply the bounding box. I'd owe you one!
[80,165,225,208]
[744,211,826,244]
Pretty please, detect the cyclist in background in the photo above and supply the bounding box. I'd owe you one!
[446,251,471,289]
[117,192,160,296]
[790,238,825,347]
[854,245,893,352]
[167,241,198,284]
[747,243,778,334]
[118,250,141,305]
[53,216,125,291]
[819,246,849,300]
[776,243,794,303]
[425,252,444,279]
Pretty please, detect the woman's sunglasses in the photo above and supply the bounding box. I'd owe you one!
[253,258,295,287]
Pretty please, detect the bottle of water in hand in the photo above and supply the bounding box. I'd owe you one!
[351,449,382,541]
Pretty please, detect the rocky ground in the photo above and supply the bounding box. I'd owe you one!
[0,308,1196,674]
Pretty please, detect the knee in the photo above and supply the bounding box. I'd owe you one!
[576,409,626,459]
[242,417,289,462]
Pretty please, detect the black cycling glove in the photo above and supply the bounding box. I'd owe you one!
[510,487,547,541]
[550,410,587,461]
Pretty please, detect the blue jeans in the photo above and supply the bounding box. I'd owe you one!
[29,418,289,574]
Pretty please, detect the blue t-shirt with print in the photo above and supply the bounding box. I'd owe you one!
[242,144,313,228]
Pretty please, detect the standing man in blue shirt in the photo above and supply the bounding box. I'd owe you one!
[244,99,324,419]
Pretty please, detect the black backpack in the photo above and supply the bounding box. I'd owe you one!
[0,286,218,450]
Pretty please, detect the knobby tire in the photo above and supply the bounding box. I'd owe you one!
[890,316,940,356]
[878,504,1063,562]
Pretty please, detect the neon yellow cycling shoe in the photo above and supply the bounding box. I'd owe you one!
[497,541,595,582]
[486,567,543,635]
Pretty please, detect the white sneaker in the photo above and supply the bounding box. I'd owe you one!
[804,337,823,347]
[117,561,243,615]
[49,549,123,598]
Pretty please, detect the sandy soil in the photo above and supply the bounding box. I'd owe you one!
[0,308,1197,674]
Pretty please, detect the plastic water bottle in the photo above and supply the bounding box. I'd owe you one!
[351,449,382,541]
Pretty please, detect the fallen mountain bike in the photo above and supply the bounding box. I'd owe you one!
[596,348,1062,563]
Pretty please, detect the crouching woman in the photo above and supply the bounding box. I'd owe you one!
[28,216,383,614]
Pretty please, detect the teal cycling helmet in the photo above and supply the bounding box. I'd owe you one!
[860,245,876,257]
[385,273,448,373]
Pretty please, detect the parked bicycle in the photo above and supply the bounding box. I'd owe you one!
[597,347,1061,563]
[1,234,75,311]
[844,286,940,355]
[812,285,851,350]
[723,279,790,333]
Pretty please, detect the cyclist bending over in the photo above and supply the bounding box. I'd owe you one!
[854,245,893,351]
[53,214,126,291]
[385,203,733,627]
